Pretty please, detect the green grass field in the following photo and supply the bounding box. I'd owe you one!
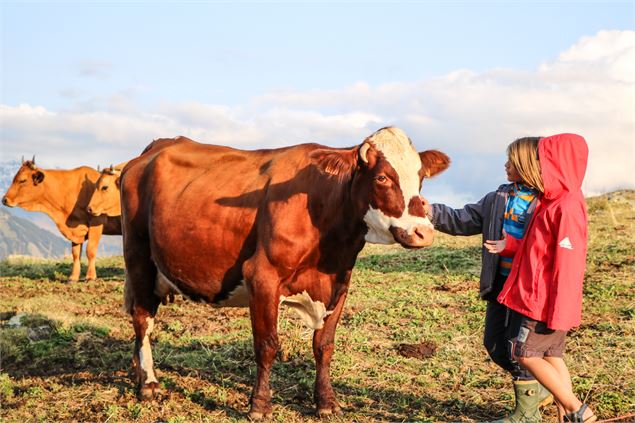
[1,191,633,422]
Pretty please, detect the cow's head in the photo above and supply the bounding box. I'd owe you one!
[87,165,122,217]
[311,127,450,248]
[2,158,46,209]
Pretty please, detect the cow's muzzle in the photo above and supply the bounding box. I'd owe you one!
[389,224,434,249]
[2,196,13,207]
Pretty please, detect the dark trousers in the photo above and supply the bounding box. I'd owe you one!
[483,274,534,381]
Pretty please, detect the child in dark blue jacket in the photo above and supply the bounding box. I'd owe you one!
[424,137,550,422]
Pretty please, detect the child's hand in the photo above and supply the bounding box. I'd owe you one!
[421,196,432,218]
[484,230,507,254]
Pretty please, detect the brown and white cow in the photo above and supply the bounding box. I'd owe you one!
[87,162,128,217]
[2,158,122,281]
[120,127,450,419]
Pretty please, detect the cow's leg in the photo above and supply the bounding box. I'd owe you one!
[124,244,161,400]
[69,242,82,282]
[313,288,348,416]
[85,224,103,281]
[244,257,280,420]
[132,301,161,400]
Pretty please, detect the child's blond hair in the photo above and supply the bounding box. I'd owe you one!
[507,137,544,193]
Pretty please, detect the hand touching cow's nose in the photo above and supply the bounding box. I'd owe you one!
[420,195,432,217]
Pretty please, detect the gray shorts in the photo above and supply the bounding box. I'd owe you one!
[509,312,567,359]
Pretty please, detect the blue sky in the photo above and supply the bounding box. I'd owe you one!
[1,1,634,207]
[3,2,633,107]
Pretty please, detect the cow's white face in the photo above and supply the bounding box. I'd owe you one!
[361,127,431,246]
[310,126,450,248]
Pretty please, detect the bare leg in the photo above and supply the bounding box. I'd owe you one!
[85,224,103,281]
[313,288,347,416]
[545,357,573,393]
[244,255,280,420]
[518,357,594,419]
[69,242,82,282]
[545,356,573,422]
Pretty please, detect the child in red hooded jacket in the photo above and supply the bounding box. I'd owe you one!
[484,133,596,422]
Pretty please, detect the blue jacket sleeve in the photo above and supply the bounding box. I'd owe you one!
[430,193,492,236]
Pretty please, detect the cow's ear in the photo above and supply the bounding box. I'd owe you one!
[115,176,121,188]
[310,147,359,182]
[419,150,450,179]
[32,170,45,185]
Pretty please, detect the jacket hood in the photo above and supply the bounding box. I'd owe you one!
[539,133,588,200]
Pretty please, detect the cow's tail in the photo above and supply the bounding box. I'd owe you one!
[122,268,134,315]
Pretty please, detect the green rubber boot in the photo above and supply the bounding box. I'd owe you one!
[491,380,554,423]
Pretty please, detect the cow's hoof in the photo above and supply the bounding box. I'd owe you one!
[247,410,272,421]
[247,410,264,421]
[317,402,342,417]
[66,278,79,284]
[85,278,96,283]
[247,406,272,421]
[138,381,161,401]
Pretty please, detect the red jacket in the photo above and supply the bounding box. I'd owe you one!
[497,133,589,331]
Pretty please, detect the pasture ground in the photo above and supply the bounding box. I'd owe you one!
[1,191,633,422]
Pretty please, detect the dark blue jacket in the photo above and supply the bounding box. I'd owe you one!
[429,184,537,300]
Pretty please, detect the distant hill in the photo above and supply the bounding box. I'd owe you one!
[0,208,69,259]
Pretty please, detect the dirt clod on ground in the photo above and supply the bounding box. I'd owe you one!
[396,341,437,360]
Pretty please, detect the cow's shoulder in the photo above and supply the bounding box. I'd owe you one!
[254,143,326,177]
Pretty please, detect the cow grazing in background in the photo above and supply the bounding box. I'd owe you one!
[2,158,122,281]
[120,127,450,419]
[87,162,129,217]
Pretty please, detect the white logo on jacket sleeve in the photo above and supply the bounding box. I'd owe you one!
[558,237,573,250]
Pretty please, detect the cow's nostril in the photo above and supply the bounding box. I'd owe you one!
[2,197,8,206]
[87,206,93,214]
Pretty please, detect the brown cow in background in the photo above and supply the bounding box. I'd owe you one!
[2,158,121,281]
[120,127,450,419]
[87,162,128,217]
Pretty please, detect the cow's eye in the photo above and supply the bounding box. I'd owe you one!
[101,186,108,191]
[18,179,27,184]
[375,175,388,183]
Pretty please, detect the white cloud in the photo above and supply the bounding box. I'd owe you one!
[1,30,633,205]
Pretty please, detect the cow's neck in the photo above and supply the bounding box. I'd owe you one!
[28,170,85,236]
[313,177,367,265]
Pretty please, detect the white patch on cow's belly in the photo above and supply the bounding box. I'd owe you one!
[279,291,333,330]
[140,317,158,384]
[215,281,250,307]
[154,274,330,329]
